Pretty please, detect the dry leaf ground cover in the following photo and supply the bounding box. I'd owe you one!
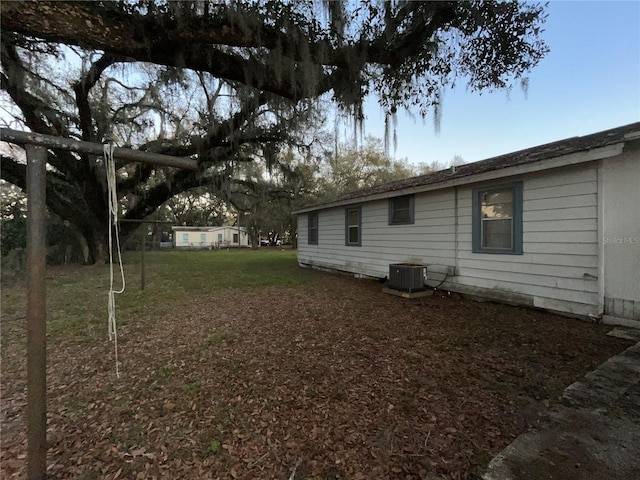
[1,249,633,480]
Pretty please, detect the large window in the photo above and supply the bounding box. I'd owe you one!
[308,212,318,245]
[345,207,362,246]
[233,233,239,244]
[200,233,206,244]
[389,195,414,225]
[182,233,189,244]
[472,182,523,254]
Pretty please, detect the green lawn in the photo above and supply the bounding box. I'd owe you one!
[3,248,310,338]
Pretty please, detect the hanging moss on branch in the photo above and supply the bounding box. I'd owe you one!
[0,0,548,263]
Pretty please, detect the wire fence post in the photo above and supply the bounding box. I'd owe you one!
[141,226,146,291]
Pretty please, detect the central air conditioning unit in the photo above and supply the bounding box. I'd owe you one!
[388,263,425,293]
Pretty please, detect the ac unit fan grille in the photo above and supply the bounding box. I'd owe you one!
[388,264,425,292]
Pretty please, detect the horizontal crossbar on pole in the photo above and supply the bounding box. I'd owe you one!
[119,219,175,224]
[1,128,199,171]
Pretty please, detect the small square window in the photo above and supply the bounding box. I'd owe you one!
[472,182,523,254]
[308,212,318,245]
[389,195,414,225]
[345,207,362,246]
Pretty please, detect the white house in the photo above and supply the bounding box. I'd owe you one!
[172,226,249,249]
[294,123,640,325]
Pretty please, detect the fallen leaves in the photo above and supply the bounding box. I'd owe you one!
[1,266,631,479]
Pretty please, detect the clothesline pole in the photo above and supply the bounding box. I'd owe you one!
[1,129,198,479]
[25,144,47,480]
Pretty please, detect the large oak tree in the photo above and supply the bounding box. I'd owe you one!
[0,0,548,263]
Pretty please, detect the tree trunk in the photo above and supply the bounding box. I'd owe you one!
[79,225,108,265]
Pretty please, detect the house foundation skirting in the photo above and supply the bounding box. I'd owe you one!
[605,297,640,321]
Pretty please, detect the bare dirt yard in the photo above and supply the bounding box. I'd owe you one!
[1,250,633,479]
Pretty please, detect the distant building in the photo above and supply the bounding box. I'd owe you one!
[171,226,249,249]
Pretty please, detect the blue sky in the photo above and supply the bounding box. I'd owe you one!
[361,1,640,166]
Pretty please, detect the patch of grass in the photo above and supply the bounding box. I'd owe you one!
[541,376,569,400]
[2,249,314,341]
[208,439,220,454]
[125,248,313,295]
[155,364,171,379]
[203,332,234,347]
[182,380,202,394]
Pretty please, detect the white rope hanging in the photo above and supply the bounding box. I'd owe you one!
[105,143,125,378]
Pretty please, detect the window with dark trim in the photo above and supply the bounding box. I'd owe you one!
[345,207,362,246]
[389,194,414,225]
[472,182,523,254]
[308,212,318,245]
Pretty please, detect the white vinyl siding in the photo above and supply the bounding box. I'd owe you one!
[456,165,599,316]
[299,190,456,278]
[601,150,640,319]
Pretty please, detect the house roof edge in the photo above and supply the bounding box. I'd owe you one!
[293,122,639,214]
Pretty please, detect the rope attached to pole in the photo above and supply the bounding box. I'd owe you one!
[105,144,125,378]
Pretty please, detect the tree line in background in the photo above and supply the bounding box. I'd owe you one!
[0,0,548,264]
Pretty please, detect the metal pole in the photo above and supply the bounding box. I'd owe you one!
[1,128,199,171]
[141,226,146,291]
[25,145,47,480]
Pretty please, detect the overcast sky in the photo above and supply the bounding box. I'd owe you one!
[358,0,640,166]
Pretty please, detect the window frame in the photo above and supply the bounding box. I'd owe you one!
[388,194,415,225]
[308,212,319,245]
[345,206,362,246]
[472,181,523,255]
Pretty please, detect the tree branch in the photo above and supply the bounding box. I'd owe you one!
[0,1,331,101]
[118,168,228,237]
[139,91,271,159]
[73,52,122,142]
[0,65,80,177]
[0,153,98,230]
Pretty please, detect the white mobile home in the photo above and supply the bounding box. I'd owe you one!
[294,123,640,324]
[172,226,249,249]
